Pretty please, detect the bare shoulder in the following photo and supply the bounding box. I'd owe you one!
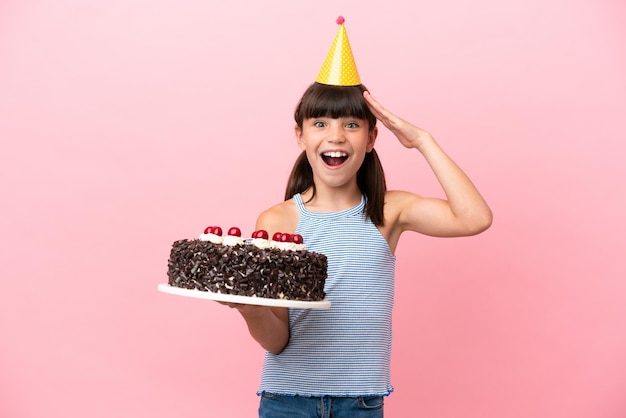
[385,189,423,205]
[255,198,300,235]
[383,190,424,223]
[379,190,424,251]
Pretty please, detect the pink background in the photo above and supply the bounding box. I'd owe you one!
[1,1,625,417]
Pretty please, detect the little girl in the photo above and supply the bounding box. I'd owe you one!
[225,19,492,418]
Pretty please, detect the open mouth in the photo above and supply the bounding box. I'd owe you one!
[321,151,348,167]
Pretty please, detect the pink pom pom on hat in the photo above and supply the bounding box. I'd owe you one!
[315,16,361,86]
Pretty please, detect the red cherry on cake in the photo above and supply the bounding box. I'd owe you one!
[212,226,223,236]
[228,227,241,237]
[253,230,269,239]
[253,230,269,240]
[279,233,292,243]
[272,232,283,241]
[291,234,304,244]
[203,226,214,234]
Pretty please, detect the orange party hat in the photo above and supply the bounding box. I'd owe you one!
[315,16,361,86]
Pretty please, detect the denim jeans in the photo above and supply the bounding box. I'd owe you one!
[258,393,384,418]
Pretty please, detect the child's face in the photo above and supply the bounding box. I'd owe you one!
[296,116,377,189]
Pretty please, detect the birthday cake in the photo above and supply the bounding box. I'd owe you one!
[167,226,327,301]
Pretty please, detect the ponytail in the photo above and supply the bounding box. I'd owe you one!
[357,149,386,226]
[284,151,313,201]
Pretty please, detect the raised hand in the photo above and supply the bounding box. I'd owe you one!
[363,90,433,150]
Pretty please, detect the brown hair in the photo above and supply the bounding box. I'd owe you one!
[285,83,387,226]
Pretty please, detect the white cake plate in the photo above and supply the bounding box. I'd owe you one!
[157,284,331,309]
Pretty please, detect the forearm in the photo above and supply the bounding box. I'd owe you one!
[240,307,289,355]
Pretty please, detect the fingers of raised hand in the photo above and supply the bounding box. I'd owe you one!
[363,91,385,116]
[364,91,399,128]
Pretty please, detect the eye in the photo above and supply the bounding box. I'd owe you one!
[345,121,359,129]
[313,120,326,128]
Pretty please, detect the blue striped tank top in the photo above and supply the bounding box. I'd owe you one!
[258,193,396,397]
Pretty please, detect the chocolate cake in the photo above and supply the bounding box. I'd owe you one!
[167,228,327,301]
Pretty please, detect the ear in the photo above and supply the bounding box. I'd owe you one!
[366,126,378,153]
[295,124,305,150]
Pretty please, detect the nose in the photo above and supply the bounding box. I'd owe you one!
[327,122,346,143]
